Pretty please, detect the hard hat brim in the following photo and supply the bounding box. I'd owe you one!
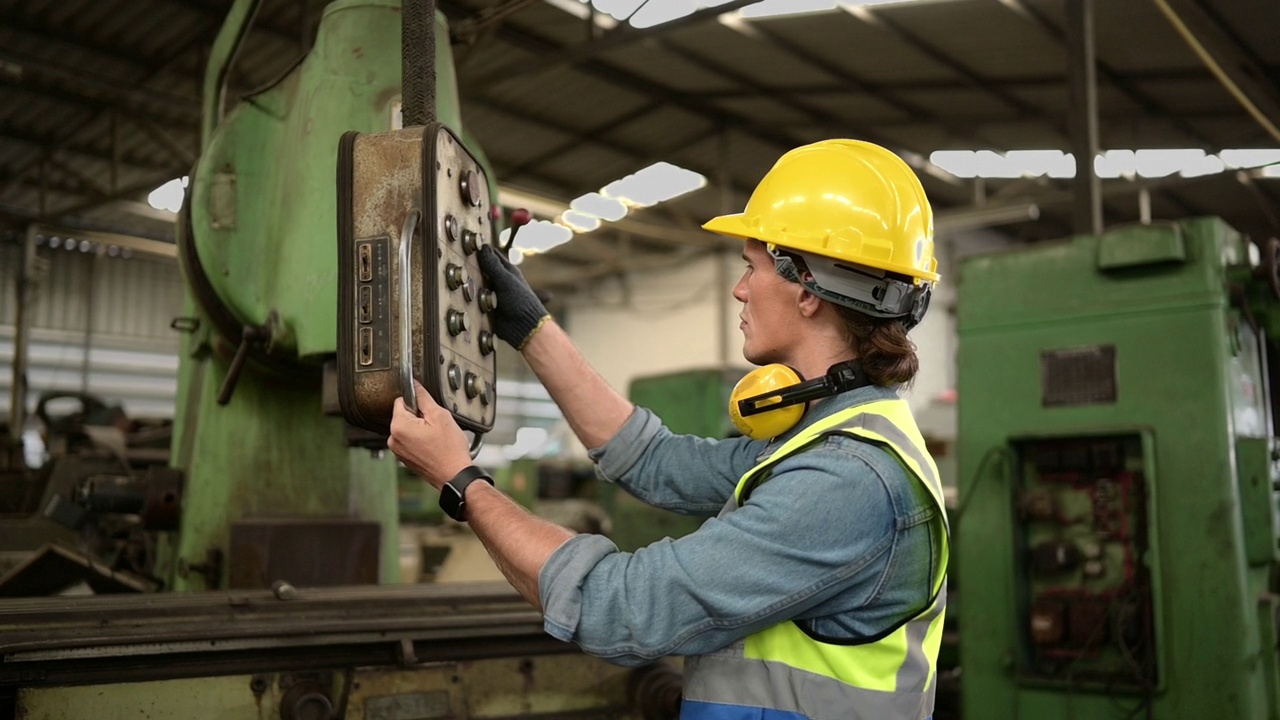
[702,213,754,241]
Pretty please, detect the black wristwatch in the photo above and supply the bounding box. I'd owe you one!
[439,465,495,522]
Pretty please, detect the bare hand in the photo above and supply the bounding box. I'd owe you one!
[388,382,474,490]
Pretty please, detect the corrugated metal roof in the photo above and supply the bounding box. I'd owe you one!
[0,0,1276,288]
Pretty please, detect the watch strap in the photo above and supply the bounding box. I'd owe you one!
[439,465,495,522]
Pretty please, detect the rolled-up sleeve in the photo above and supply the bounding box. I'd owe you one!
[588,407,764,515]
[539,437,904,667]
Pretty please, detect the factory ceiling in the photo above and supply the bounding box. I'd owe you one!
[0,0,1277,293]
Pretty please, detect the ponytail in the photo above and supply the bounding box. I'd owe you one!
[833,305,919,387]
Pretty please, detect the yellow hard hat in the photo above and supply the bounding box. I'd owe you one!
[703,139,938,283]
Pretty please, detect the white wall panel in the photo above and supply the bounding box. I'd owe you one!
[1,242,183,423]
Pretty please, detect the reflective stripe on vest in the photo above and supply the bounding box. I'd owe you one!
[681,398,950,720]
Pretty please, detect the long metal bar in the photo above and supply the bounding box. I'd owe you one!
[1066,0,1102,236]
[7,226,38,462]
[0,582,571,689]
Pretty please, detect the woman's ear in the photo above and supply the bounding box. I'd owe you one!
[797,288,823,318]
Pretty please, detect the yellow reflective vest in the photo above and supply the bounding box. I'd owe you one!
[681,398,950,720]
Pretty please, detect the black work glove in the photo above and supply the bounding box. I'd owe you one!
[477,244,551,350]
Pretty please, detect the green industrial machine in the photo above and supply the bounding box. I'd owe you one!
[0,1,678,717]
[956,217,1280,719]
[601,368,747,551]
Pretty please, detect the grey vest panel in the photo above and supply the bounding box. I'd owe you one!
[683,642,936,720]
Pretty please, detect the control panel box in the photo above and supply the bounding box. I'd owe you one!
[337,123,498,439]
[1011,434,1157,690]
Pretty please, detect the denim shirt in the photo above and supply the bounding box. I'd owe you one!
[538,384,943,667]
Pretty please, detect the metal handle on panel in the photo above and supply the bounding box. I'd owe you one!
[399,210,421,416]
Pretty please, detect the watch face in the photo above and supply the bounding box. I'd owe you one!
[439,484,466,521]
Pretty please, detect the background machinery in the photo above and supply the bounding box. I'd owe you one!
[956,217,1280,719]
[0,1,680,717]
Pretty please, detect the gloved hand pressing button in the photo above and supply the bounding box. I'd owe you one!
[477,244,551,351]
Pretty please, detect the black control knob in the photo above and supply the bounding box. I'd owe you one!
[479,381,492,406]
[445,264,467,291]
[460,170,483,207]
[460,229,478,255]
[447,309,470,336]
[478,288,497,313]
[478,330,494,356]
[464,372,481,399]
[447,364,462,391]
[444,214,460,243]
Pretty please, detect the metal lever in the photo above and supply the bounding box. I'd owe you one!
[216,315,274,405]
[399,210,421,416]
[498,208,532,253]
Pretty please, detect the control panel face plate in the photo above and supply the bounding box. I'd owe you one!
[422,126,496,433]
[337,124,496,438]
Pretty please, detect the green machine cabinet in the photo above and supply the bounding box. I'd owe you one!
[602,368,746,551]
[956,218,1280,719]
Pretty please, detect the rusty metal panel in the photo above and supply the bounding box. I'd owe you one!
[228,519,381,589]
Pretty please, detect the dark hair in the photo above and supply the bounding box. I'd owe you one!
[832,305,919,387]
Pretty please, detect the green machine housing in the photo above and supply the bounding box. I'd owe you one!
[956,218,1280,719]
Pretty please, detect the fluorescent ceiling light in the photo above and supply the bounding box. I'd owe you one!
[739,0,836,19]
[570,192,628,221]
[147,176,188,214]
[601,161,707,207]
[498,162,706,257]
[500,220,574,256]
[561,210,603,232]
[1220,149,1280,169]
[928,148,1269,181]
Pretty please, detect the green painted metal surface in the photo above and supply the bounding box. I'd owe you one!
[956,217,1280,719]
[191,0,465,360]
[603,368,746,552]
[168,0,479,589]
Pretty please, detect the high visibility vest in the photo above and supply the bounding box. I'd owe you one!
[681,398,951,720]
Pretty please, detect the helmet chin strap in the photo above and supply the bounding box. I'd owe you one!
[736,360,873,419]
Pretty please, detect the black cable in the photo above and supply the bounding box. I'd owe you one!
[955,446,1012,523]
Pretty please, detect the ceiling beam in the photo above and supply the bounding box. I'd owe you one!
[0,9,201,85]
[443,2,813,156]
[0,121,180,174]
[502,104,663,181]
[463,93,761,201]
[1150,0,1280,145]
[998,0,1218,148]
[0,51,203,124]
[471,0,762,87]
[844,6,1049,124]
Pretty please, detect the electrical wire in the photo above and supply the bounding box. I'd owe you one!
[955,445,1013,523]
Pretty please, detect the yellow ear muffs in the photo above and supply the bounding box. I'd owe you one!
[729,364,807,441]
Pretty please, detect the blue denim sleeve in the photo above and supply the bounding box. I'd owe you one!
[587,406,767,515]
[540,436,904,667]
